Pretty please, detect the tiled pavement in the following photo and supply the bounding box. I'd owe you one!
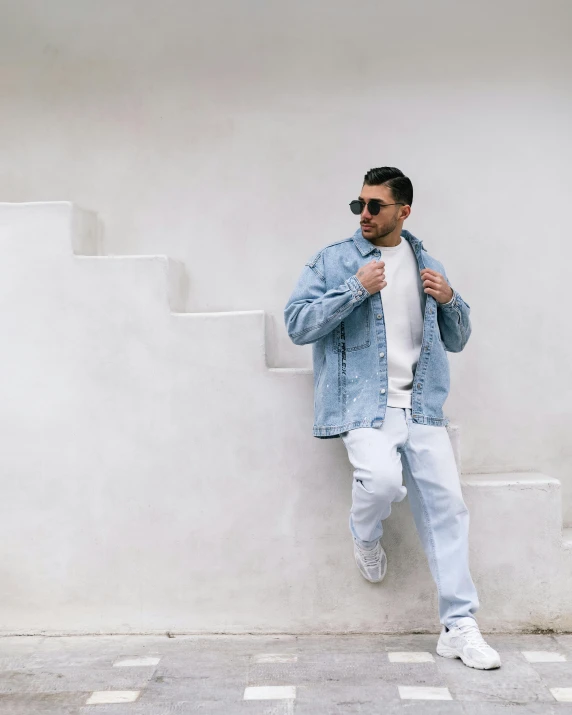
[0,633,571,714]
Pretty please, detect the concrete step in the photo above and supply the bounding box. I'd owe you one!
[0,202,270,370]
[0,201,570,634]
[0,201,100,257]
[461,473,571,631]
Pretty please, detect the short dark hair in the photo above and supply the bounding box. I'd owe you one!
[363,167,413,206]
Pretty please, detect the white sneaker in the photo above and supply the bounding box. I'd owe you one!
[436,617,501,669]
[353,538,387,583]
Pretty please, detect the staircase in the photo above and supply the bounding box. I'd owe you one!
[0,202,570,635]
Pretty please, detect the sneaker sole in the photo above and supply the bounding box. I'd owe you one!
[436,643,501,670]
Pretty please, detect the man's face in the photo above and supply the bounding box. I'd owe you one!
[358,183,409,241]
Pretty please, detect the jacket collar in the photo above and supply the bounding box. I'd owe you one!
[351,227,425,256]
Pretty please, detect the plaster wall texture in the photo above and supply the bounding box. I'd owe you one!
[0,202,570,634]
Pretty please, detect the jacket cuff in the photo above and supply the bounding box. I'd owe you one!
[346,275,369,302]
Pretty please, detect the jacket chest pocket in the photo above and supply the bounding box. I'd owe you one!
[333,300,371,352]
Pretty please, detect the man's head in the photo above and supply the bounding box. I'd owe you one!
[355,167,412,241]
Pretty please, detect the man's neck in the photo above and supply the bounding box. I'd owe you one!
[366,227,403,248]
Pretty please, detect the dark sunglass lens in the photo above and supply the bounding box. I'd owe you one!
[349,200,363,215]
[367,200,381,216]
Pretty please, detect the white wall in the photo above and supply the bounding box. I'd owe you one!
[1,203,570,634]
[1,0,571,520]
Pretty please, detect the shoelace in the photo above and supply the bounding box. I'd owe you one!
[457,622,489,649]
[360,543,381,568]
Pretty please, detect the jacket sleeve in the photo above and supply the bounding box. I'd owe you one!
[284,250,370,345]
[436,264,472,353]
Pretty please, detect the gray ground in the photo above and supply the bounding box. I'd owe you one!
[0,632,571,714]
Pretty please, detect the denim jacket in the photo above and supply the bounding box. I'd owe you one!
[284,227,472,438]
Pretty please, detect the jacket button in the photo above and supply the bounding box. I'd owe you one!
[417,383,421,388]
[376,314,382,319]
[379,352,384,358]
[380,388,386,394]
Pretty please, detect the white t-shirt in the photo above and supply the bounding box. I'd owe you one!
[378,236,425,409]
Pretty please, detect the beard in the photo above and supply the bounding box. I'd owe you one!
[362,214,399,239]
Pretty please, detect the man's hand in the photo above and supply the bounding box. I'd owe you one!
[355,260,387,294]
[420,268,454,304]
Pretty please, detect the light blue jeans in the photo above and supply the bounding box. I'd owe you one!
[341,406,479,629]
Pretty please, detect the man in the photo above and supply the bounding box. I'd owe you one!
[284,167,501,670]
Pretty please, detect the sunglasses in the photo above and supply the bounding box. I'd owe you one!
[349,199,405,216]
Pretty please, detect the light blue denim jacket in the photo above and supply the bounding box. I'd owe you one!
[284,227,472,438]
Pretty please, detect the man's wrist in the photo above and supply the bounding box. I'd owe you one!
[439,289,456,307]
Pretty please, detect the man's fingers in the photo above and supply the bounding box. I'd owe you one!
[422,273,442,283]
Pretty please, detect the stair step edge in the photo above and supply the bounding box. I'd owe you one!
[462,472,559,487]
